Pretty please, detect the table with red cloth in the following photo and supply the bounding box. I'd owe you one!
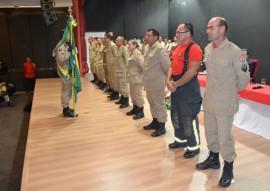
[198,75,270,140]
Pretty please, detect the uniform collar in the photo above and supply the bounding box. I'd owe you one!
[181,40,193,48]
[150,41,159,48]
[212,37,228,49]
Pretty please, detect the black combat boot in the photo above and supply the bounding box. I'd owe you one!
[143,118,158,130]
[63,107,78,118]
[184,149,200,158]
[110,91,119,100]
[101,84,107,91]
[151,122,166,137]
[196,151,220,170]
[120,97,129,108]
[107,90,114,98]
[98,82,105,89]
[106,87,112,93]
[126,105,139,115]
[95,80,102,86]
[115,95,124,104]
[168,141,187,149]
[133,107,144,120]
[219,161,234,187]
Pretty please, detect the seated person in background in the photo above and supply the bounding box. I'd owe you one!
[242,49,255,79]
[0,60,9,84]
[0,82,13,107]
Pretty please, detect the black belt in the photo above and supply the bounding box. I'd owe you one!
[171,74,183,81]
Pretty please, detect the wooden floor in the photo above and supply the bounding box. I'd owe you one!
[21,77,270,191]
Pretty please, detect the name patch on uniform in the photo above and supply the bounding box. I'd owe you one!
[178,52,182,57]
[239,55,246,62]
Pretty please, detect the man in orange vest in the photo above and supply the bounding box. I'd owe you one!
[24,57,37,92]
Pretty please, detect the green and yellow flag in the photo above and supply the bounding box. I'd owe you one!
[55,18,82,113]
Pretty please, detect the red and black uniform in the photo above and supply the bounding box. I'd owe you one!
[24,61,37,92]
[170,40,202,152]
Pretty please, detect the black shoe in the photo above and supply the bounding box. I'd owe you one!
[98,82,105,89]
[143,118,158,130]
[127,105,139,115]
[95,79,101,85]
[63,107,78,118]
[115,95,124,104]
[219,161,234,187]
[66,107,74,113]
[196,151,220,170]
[101,85,109,92]
[119,97,129,108]
[106,88,112,93]
[184,149,200,158]
[110,91,119,100]
[151,122,166,137]
[168,141,187,149]
[107,90,115,99]
[133,107,144,120]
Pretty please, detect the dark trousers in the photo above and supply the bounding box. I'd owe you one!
[25,77,35,92]
[171,82,201,151]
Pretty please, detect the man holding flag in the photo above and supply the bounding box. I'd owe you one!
[53,18,82,117]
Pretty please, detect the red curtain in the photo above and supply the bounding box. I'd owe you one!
[72,0,89,76]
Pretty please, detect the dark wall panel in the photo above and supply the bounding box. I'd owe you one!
[0,15,12,69]
[8,15,32,70]
[169,0,211,48]
[123,0,137,39]
[84,0,169,40]
[84,0,125,38]
[30,15,49,69]
[137,0,169,39]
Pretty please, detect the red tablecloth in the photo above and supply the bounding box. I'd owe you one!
[198,75,270,106]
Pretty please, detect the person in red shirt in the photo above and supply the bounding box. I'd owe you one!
[166,23,203,158]
[24,57,37,92]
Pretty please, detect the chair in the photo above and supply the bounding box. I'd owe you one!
[250,59,259,82]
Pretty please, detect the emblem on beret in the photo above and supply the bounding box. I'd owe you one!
[178,52,182,57]
[239,55,246,62]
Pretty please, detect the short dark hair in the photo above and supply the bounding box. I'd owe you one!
[184,22,193,37]
[219,17,228,32]
[242,48,249,55]
[147,28,160,38]
[104,33,112,40]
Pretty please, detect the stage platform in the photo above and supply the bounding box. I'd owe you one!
[21,77,270,191]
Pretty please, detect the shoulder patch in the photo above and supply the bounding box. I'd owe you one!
[241,63,248,72]
[239,55,246,62]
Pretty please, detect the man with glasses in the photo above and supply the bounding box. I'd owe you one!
[143,28,170,137]
[196,17,250,187]
[166,23,202,158]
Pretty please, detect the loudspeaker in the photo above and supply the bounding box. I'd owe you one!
[40,0,58,25]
